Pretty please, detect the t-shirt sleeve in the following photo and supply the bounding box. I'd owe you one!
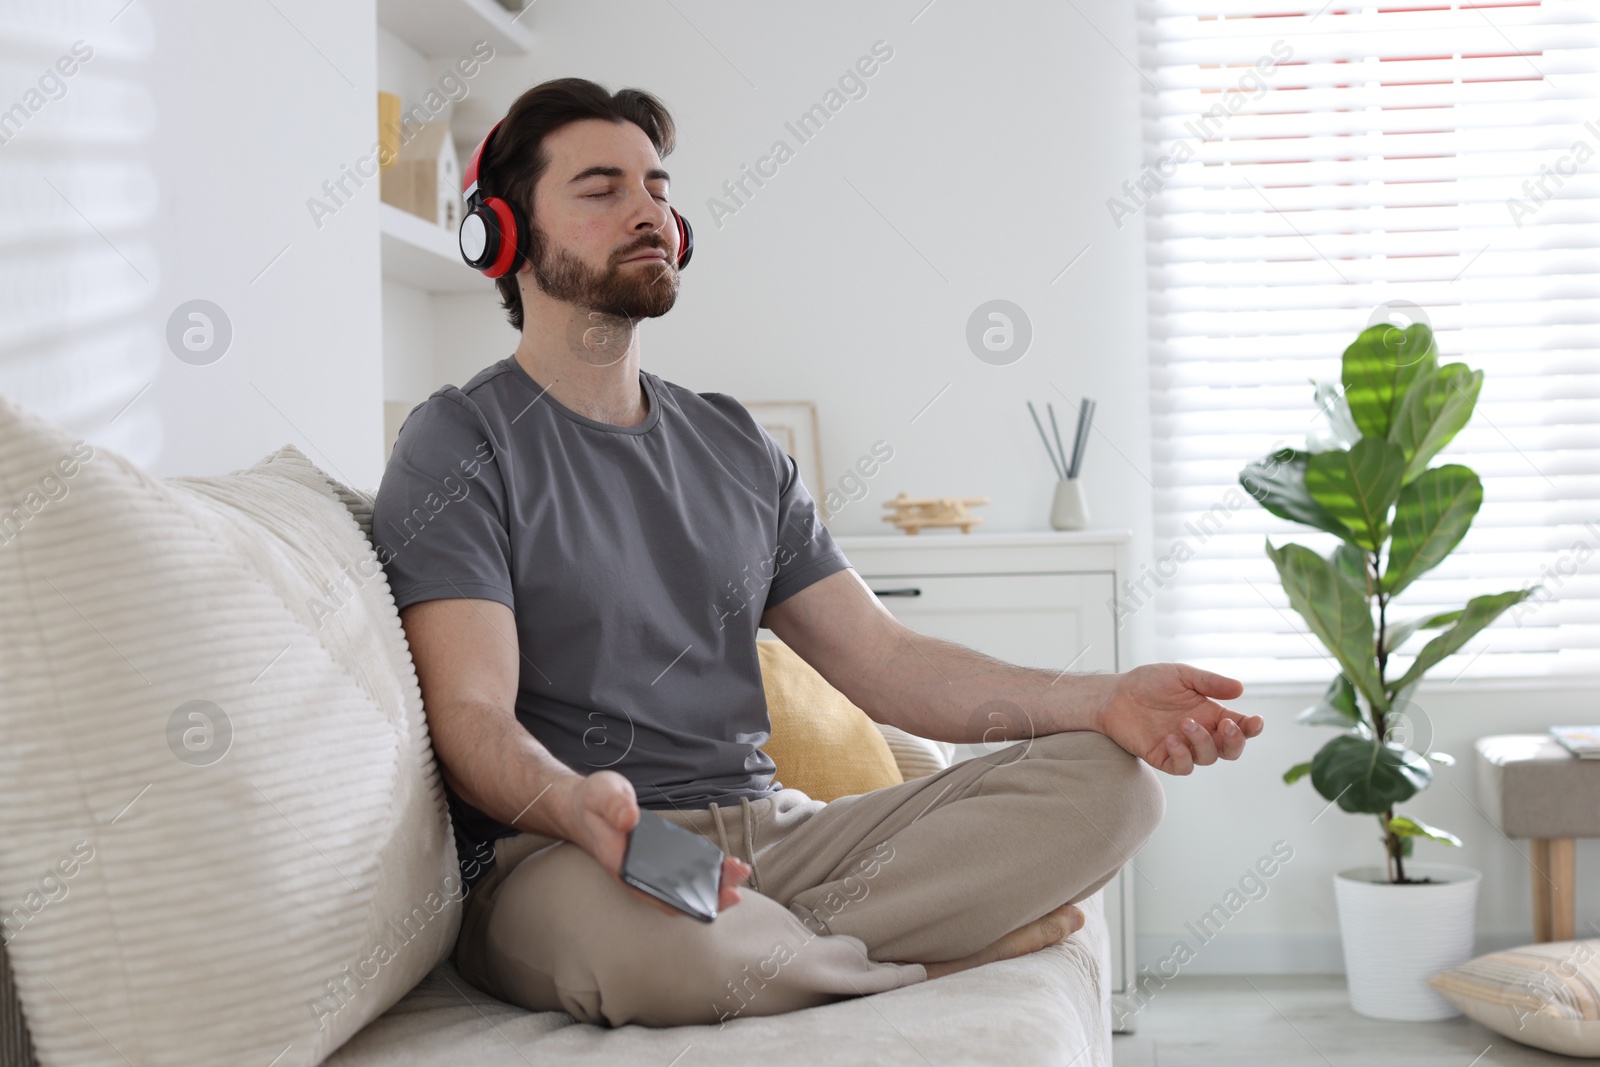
[758,426,852,612]
[371,393,515,612]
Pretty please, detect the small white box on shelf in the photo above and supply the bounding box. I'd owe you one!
[380,121,461,231]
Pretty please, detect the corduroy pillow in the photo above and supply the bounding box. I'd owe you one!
[1429,939,1600,1057]
[873,721,956,781]
[0,394,460,1067]
[757,639,903,801]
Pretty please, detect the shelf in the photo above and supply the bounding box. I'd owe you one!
[379,201,491,293]
[376,0,533,58]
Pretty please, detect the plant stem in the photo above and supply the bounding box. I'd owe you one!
[1371,550,1404,884]
[1381,806,1407,883]
[1383,810,1394,882]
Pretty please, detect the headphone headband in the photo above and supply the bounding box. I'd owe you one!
[458,118,693,277]
[460,117,501,205]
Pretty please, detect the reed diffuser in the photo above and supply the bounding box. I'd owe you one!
[1027,398,1094,530]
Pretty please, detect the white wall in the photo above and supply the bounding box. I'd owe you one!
[0,0,385,488]
[145,0,384,487]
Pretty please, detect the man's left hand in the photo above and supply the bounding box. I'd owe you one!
[1091,664,1261,775]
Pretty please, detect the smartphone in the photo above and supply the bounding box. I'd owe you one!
[619,807,725,923]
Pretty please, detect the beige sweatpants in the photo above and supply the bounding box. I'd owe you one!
[452,727,1165,1028]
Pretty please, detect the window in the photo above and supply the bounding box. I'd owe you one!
[1137,1,1600,682]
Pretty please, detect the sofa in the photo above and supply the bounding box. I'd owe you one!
[0,392,1116,1067]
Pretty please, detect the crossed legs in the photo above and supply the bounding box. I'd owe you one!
[466,728,1165,1027]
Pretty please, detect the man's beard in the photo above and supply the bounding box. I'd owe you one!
[527,223,680,320]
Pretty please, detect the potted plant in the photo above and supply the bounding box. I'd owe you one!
[1237,321,1535,1021]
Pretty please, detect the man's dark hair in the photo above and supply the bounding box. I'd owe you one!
[483,77,677,332]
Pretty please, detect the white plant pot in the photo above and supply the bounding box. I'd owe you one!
[1049,478,1089,530]
[1334,863,1481,1021]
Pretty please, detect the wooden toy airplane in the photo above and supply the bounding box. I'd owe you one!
[880,492,990,535]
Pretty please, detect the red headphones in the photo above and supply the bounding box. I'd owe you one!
[458,118,694,278]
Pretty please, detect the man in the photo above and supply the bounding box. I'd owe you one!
[371,77,1263,1029]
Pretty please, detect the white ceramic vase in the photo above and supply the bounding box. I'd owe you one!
[1334,863,1481,1020]
[1050,478,1089,531]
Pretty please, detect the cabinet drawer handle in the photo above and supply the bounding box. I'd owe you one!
[871,587,922,598]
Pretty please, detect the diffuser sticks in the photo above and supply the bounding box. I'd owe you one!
[1027,398,1095,480]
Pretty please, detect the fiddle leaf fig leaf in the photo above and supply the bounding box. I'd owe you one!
[1387,815,1462,847]
[1297,674,1362,728]
[1284,761,1314,785]
[1391,588,1537,693]
[1383,610,1463,653]
[1309,380,1361,451]
[1305,438,1408,552]
[1240,448,1353,539]
[1311,736,1432,814]
[1383,465,1482,596]
[1342,323,1438,440]
[1389,363,1483,485]
[1266,540,1387,712]
[1331,543,1372,594]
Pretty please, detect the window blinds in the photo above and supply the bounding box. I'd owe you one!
[1137,0,1600,683]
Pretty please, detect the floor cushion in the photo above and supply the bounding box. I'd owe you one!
[1429,939,1600,1057]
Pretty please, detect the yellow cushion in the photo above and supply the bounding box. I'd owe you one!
[757,639,904,801]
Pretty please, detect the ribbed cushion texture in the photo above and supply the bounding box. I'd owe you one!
[1429,940,1600,1057]
[872,721,957,781]
[755,639,904,801]
[0,394,460,1067]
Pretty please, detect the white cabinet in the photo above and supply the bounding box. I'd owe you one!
[821,531,1141,1031]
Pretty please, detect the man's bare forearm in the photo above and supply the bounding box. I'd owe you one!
[430,698,584,842]
[861,628,1116,742]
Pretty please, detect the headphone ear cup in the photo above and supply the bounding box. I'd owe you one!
[673,208,693,270]
[462,196,530,279]
[459,204,498,272]
[502,196,531,274]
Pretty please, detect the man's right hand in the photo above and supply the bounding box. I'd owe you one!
[561,770,751,919]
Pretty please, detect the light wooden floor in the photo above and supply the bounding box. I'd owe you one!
[1112,975,1581,1066]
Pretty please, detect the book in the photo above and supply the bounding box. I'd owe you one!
[1550,726,1600,759]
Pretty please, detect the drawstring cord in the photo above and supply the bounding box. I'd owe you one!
[707,797,761,893]
[710,802,732,864]
[742,795,760,891]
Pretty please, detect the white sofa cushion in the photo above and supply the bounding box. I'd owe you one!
[873,722,958,780]
[325,884,1113,1067]
[0,394,460,1067]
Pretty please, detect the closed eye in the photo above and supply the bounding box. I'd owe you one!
[585,190,670,202]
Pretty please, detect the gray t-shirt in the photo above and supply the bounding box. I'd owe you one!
[371,355,851,886]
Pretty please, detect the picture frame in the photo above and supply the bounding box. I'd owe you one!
[740,400,828,520]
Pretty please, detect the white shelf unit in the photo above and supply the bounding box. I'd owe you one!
[795,529,1143,1032]
[375,0,533,58]
[379,202,488,293]
[374,0,530,459]
[374,0,530,296]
